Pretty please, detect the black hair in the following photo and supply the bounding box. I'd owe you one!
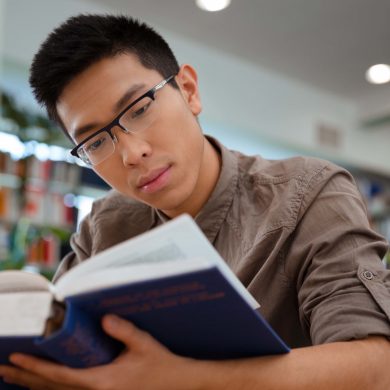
[29,14,180,128]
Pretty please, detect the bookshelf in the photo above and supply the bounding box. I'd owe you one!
[0,149,108,278]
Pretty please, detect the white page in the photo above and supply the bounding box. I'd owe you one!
[0,292,53,336]
[0,271,51,293]
[55,258,212,300]
[55,215,259,309]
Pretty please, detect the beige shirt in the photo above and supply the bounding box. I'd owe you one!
[54,137,390,348]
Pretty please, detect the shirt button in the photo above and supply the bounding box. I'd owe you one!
[362,271,374,280]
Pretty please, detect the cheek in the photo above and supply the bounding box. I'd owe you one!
[168,106,203,151]
[174,130,204,187]
[93,164,126,192]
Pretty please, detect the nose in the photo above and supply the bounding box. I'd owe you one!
[114,128,152,166]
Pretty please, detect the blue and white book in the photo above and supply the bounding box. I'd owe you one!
[0,214,289,390]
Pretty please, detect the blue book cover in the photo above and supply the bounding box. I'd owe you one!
[0,215,289,389]
[0,337,51,390]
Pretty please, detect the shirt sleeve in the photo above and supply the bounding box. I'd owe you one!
[290,167,390,344]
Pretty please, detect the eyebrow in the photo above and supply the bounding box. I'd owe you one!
[72,83,146,140]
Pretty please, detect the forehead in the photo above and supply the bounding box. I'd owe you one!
[56,54,160,139]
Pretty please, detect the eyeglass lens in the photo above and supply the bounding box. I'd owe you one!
[79,94,157,165]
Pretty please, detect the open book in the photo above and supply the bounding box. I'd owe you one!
[0,214,289,385]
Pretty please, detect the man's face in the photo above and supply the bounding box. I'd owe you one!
[57,54,210,217]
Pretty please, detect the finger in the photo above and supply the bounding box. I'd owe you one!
[0,364,77,390]
[102,314,162,352]
[8,354,91,388]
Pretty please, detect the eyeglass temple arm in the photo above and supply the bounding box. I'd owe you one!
[153,74,175,92]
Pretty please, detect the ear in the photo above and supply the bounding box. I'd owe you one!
[175,64,202,115]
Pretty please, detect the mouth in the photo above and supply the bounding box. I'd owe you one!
[137,165,172,194]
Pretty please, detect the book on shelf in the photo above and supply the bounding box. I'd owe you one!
[23,187,75,228]
[0,151,21,177]
[25,155,80,188]
[0,214,289,389]
[0,187,20,222]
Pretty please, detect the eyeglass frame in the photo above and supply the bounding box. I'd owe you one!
[70,74,176,164]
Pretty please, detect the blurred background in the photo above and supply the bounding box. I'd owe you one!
[1,0,390,277]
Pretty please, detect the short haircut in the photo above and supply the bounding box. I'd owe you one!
[29,14,180,129]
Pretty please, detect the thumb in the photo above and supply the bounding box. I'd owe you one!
[102,314,156,350]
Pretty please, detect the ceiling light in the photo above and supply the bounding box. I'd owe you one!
[196,0,231,12]
[365,64,390,84]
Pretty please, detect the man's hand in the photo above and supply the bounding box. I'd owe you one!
[0,315,202,390]
[1,315,390,390]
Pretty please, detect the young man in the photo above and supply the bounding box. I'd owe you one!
[1,14,390,389]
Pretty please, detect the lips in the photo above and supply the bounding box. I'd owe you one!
[137,166,171,189]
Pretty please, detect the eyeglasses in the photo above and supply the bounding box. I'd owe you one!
[70,75,175,166]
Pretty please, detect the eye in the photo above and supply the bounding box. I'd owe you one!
[85,136,106,153]
[131,101,152,119]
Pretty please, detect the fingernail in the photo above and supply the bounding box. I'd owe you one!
[9,354,23,365]
[105,315,119,330]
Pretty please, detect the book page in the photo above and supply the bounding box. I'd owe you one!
[56,215,259,309]
[0,291,53,336]
[0,271,51,293]
[55,257,212,300]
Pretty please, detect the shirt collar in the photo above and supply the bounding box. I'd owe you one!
[154,135,239,244]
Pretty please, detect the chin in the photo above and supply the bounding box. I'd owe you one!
[149,198,180,212]
[143,190,183,210]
